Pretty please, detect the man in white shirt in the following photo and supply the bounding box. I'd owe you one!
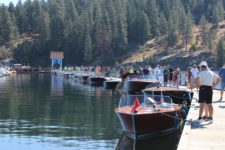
[196,61,221,123]
[191,64,199,89]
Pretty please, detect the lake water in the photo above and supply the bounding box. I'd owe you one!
[0,74,181,150]
[0,74,121,150]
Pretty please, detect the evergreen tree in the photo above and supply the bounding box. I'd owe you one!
[212,0,224,26]
[113,0,127,54]
[136,11,151,41]
[127,1,137,42]
[48,0,65,49]
[0,5,13,43]
[23,0,34,33]
[159,12,168,34]
[32,0,50,40]
[146,0,160,36]
[15,0,26,33]
[217,38,225,67]
[200,15,209,46]
[84,32,93,62]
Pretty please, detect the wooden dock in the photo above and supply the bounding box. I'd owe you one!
[178,89,225,150]
[15,68,51,73]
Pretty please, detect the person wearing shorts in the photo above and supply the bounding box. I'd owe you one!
[196,61,221,122]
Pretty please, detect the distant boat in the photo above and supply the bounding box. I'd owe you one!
[89,76,106,85]
[124,75,160,94]
[0,67,10,76]
[104,78,121,89]
[115,95,184,140]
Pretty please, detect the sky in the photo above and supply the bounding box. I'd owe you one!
[0,0,25,5]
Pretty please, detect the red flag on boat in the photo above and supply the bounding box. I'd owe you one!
[131,97,140,112]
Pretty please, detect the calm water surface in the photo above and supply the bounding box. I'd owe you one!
[0,74,121,150]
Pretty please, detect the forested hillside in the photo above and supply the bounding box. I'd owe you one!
[0,0,225,67]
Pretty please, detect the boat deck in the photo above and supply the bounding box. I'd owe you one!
[178,89,225,150]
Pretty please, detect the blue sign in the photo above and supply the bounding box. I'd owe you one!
[52,58,62,64]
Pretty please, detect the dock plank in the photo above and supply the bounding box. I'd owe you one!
[178,90,225,150]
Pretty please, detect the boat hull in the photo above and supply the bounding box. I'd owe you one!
[115,107,182,140]
[104,81,120,89]
[125,80,160,94]
[89,77,106,85]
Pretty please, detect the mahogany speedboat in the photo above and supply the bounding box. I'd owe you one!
[89,76,106,85]
[142,87,193,106]
[104,78,121,89]
[115,95,183,140]
[124,75,160,94]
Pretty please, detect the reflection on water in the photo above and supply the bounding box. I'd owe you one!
[51,75,63,96]
[116,131,179,150]
[0,74,121,149]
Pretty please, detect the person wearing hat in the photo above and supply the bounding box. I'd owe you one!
[196,61,221,122]
[218,63,225,101]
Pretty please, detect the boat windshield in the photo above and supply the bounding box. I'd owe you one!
[126,75,157,80]
[118,94,174,109]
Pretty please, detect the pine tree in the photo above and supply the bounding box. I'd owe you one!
[32,0,50,40]
[0,5,13,43]
[212,0,224,27]
[200,15,209,46]
[146,0,160,36]
[127,1,137,42]
[217,38,225,67]
[23,0,34,33]
[113,0,127,54]
[159,12,168,34]
[48,0,65,49]
[136,11,151,41]
[84,32,93,62]
[15,0,26,33]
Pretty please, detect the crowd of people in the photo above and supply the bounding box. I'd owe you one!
[119,65,181,87]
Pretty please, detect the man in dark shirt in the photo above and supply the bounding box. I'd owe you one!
[219,63,225,101]
[143,66,150,76]
[163,66,169,86]
[168,65,174,86]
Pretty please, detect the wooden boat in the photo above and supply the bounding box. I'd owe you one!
[124,75,160,94]
[89,76,106,85]
[104,78,121,89]
[142,87,193,106]
[115,95,183,140]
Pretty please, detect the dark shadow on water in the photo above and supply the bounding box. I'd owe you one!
[116,131,179,150]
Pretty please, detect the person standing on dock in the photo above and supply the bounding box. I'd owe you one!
[186,67,193,91]
[196,61,221,122]
[173,66,180,88]
[168,65,173,86]
[191,64,199,90]
[219,63,225,101]
[163,66,169,87]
